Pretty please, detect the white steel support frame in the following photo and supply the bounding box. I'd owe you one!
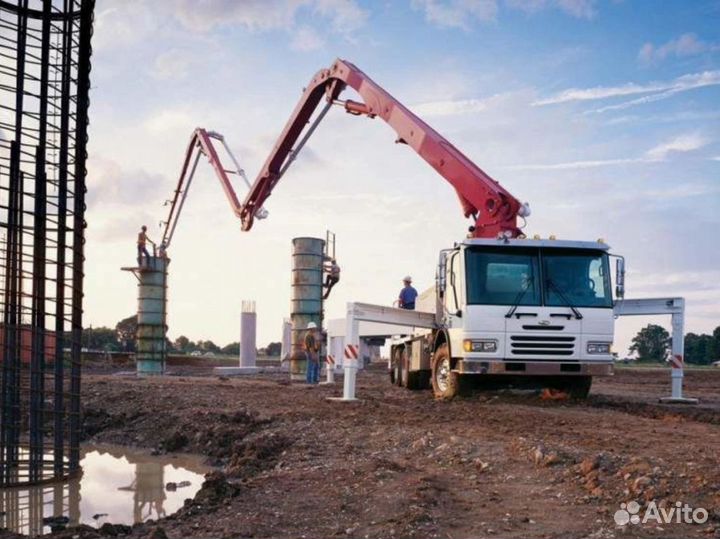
[614,297,698,404]
[329,302,436,401]
[342,308,360,401]
[323,354,335,384]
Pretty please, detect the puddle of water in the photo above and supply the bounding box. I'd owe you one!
[0,443,210,536]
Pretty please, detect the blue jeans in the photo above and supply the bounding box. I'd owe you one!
[306,352,320,384]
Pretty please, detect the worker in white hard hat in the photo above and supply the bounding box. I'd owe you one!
[304,322,321,384]
[398,275,418,310]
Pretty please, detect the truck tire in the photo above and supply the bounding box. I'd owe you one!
[567,376,592,399]
[431,344,460,399]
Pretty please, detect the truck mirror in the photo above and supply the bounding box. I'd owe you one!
[436,252,448,294]
[615,257,625,299]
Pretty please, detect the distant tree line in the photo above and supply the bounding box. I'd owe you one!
[82,314,281,357]
[630,324,720,365]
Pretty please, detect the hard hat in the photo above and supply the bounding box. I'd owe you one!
[403,275,412,282]
[307,322,317,329]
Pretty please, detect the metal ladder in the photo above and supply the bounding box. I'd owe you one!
[325,230,336,260]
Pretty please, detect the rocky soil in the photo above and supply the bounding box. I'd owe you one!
[2,365,719,539]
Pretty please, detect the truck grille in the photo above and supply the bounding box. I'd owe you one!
[510,335,575,356]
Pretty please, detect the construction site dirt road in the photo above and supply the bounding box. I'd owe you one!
[7,365,719,539]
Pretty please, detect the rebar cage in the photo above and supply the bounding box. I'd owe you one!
[0,0,93,487]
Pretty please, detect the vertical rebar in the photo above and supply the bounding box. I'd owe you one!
[0,0,95,486]
[69,0,95,472]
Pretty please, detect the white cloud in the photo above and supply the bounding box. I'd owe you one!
[412,97,490,116]
[534,70,720,113]
[506,133,709,170]
[170,0,367,34]
[171,0,302,32]
[312,0,368,33]
[506,0,597,19]
[506,157,642,170]
[143,110,196,134]
[645,133,708,161]
[411,0,499,29]
[639,33,720,64]
[93,3,160,50]
[554,0,596,18]
[151,49,193,80]
[603,109,720,126]
[291,25,325,51]
[711,156,720,162]
[93,0,366,53]
[86,156,166,208]
[412,0,598,28]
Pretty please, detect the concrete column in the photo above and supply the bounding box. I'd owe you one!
[136,256,169,375]
[280,318,291,362]
[240,300,257,368]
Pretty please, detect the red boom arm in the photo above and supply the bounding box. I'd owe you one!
[239,58,526,238]
[160,128,264,252]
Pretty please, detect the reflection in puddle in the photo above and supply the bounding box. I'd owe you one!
[0,444,209,536]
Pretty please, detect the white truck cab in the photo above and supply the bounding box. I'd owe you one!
[392,237,622,399]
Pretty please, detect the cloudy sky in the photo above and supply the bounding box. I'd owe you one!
[85,0,720,354]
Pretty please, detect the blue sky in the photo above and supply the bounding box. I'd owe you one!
[85,0,720,353]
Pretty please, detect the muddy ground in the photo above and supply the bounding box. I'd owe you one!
[4,365,720,539]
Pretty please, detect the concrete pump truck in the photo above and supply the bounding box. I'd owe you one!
[219,59,625,399]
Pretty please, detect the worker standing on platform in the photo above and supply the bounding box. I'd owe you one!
[304,322,321,384]
[323,257,340,299]
[398,276,418,310]
[137,225,155,266]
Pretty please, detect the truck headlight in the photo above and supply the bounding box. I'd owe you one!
[587,342,611,354]
[463,339,497,353]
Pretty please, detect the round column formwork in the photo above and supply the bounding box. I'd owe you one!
[136,257,169,375]
[290,237,325,381]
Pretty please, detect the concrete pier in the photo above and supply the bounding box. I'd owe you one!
[134,256,169,375]
[281,318,291,360]
[240,300,257,368]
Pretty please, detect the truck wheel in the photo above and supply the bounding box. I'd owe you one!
[567,376,592,399]
[431,344,460,399]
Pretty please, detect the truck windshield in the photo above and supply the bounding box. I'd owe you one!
[542,249,612,308]
[465,248,541,306]
[465,247,613,308]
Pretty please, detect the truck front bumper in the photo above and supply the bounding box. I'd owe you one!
[456,359,613,377]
